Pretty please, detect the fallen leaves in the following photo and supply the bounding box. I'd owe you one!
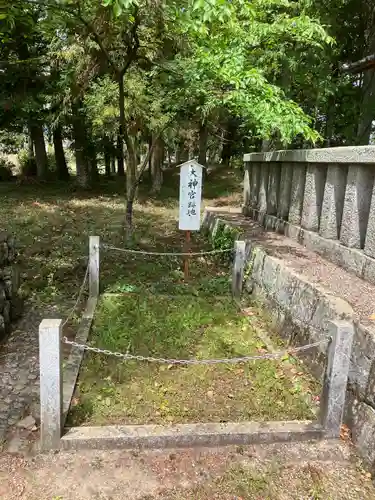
[340,424,351,442]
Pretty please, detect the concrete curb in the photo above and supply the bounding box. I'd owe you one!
[61,421,324,451]
[62,296,98,425]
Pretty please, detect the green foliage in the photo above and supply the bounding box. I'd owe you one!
[0,131,24,154]
[17,149,37,177]
[0,158,14,181]
[210,222,239,264]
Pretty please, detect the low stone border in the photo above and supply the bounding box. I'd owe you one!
[61,421,324,451]
[62,296,97,424]
[37,233,354,453]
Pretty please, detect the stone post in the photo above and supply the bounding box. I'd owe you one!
[364,181,375,258]
[257,163,269,224]
[250,162,261,210]
[39,318,63,451]
[232,240,246,297]
[340,164,374,248]
[288,163,307,226]
[278,163,293,220]
[267,162,281,216]
[301,164,327,232]
[243,162,251,213]
[320,320,354,438]
[89,236,100,298]
[319,164,348,240]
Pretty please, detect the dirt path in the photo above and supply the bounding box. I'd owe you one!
[0,440,374,499]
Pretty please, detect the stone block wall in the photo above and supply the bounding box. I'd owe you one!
[0,232,22,340]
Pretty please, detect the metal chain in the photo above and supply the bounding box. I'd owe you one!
[62,262,89,327]
[62,337,326,364]
[101,243,233,257]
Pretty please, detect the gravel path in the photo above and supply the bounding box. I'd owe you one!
[0,440,374,499]
[0,302,74,450]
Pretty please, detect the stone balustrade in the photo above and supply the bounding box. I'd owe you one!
[243,146,375,259]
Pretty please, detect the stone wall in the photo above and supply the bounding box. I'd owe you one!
[0,232,22,340]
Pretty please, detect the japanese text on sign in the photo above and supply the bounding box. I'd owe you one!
[178,160,203,231]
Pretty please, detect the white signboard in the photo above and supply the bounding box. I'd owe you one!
[178,160,203,231]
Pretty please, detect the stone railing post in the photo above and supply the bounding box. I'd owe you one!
[267,162,281,215]
[364,183,375,258]
[340,165,373,248]
[89,236,100,298]
[320,320,354,438]
[288,163,307,225]
[243,162,251,213]
[39,318,63,450]
[278,163,293,220]
[319,164,347,240]
[258,164,269,223]
[301,164,327,232]
[232,240,246,297]
[250,162,261,210]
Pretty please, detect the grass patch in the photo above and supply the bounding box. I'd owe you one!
[69,291,318,426]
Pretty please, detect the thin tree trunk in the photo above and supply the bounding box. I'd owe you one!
[198,121,208,167]
[53,126,69,181]
[357,69,375,145]
[175,145,181,165]
[90,151,98,182]
[104,146,111,177]
[30,123,48,179]
[148,136,153,182]
[111,156,116,175]
[125,133,162,238]
[117,73,125,176]
[151,135,164,193]
[71,102,90,188]
[28,125,34,158]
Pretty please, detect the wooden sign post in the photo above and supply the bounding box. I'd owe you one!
[178,160,204,280]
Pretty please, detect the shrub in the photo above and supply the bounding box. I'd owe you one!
[0,158,15,181]
[17,149,37,177]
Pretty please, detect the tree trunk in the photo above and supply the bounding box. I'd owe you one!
[357,69,375,145]
[87,132,98,183]
[175,145,181,165]
[71,102,90,188]
[111,156,116,175]
[53,126,69,181]
[30,123,48,179]
[221,119,238,166]
[148,136,153,182]
[198,121,208,167]
[27,125,34,158]
[124,134,161,238]
[89,151,98,182]
[104,146,111,177]
[117,73,125,176]
[125,151,137,241]
[151,135,164,193]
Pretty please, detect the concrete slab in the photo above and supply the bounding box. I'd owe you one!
[61,421,324,451]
